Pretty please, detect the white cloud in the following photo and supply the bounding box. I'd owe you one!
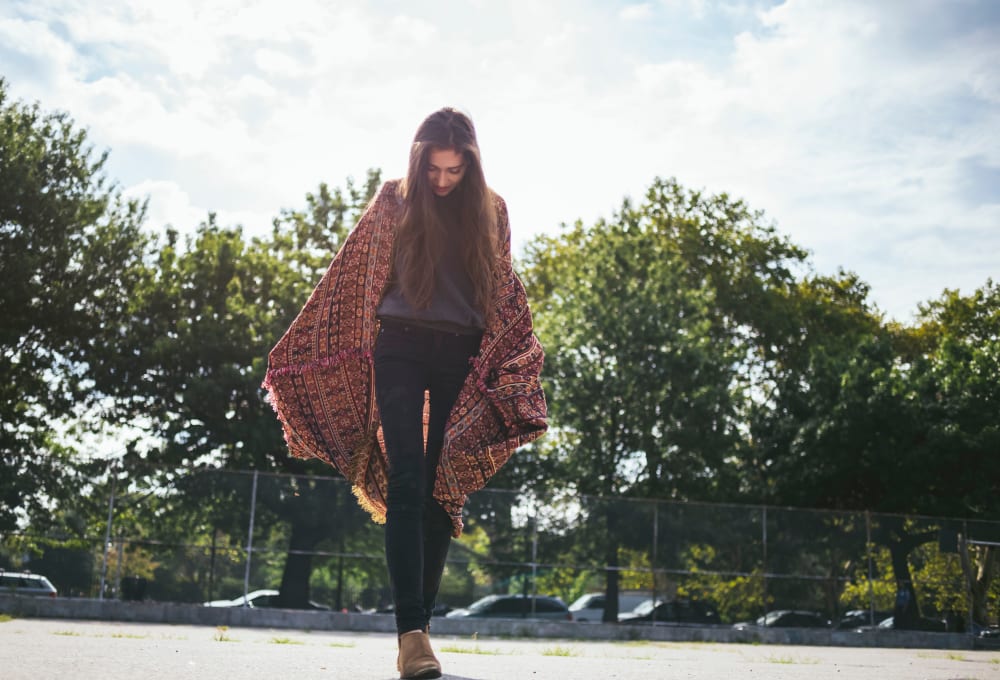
[253,48,303,77]
[620,3,654,22]
[661,0,707,20]
[122,180,205,232]
[2,0,997,321]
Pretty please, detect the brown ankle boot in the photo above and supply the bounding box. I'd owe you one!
[396,629,441,679]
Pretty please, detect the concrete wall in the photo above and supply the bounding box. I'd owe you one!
[0,594,975,650]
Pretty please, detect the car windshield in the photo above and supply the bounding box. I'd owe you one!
[632,599,658,616]
[570,595,600,610]
[467,595,500,613]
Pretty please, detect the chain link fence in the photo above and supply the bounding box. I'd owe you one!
[2,467,997,633]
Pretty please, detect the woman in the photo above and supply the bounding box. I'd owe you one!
[264,108,547,679]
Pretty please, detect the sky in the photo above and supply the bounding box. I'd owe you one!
[2,0,998,323]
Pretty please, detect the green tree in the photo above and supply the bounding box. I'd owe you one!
[744,273,918,516]
[903,282,1000,625]
[0,78,148,532]
[521,177,807,620]
[90,173,382,607]
[749,279,1000,627]
[905,282,1000,518]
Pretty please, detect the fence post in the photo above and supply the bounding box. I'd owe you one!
[208,527,218,602]
[651,500,659,606]
[530,504,538,615]
[866,511,875,626]
[761,506,768,614]
[243,470,260,603]
[99,461,117,600]
[114,534,124,599]
[962,519,972,638]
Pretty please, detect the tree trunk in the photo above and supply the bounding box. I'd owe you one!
[960,542,996,626]
[276,516,325,609]
[877,517,934,630]
[888,540,920,628]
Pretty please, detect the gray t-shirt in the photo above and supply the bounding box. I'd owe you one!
[377,206,484,334]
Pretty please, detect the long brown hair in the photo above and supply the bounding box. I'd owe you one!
[394,107,499,313]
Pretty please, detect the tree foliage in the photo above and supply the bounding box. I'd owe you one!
[0,78,147,531]
[84,173,381,606]
[521,177,810,503]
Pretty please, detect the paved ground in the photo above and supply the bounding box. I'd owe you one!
[2,617,999,680]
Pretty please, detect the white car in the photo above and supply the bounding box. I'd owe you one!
[568,592,649,622]
[0,570,58,598]
[203,588,330,610]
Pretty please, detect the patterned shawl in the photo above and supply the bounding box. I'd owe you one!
[263,179,547,536]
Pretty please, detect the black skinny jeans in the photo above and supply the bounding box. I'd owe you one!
[373,319,482,634]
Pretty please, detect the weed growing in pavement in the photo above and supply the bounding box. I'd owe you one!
[542,645,578,657]
[327,642,356,648]
[765,655,820,665]
[0,614,14,623]
[269,637,304,645]
[918,651,967,662]
[213,626,236,642]
[438,644,504,655]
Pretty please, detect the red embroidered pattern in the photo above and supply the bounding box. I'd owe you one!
[263,180,547,536]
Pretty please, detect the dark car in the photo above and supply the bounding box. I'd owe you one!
[619,598,722,625]
[444,594,572,621]
[732,609,831,630]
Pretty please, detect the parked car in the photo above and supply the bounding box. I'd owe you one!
[569,592,649,622]
[444,594,572,621]
[854,615,947,632]
[370,602,452,617]
[619,598,722,625]
[0,570,57,598]
[836,609,892,629]
[732,609,830,630]
[203,588,330,610]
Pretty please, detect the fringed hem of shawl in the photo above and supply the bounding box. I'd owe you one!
[345,431,388,526]
[352,485,387,526]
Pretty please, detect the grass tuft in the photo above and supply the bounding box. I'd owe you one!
[919,651,967,662]
[765,655,819,665]
[542,645,578,657]
[438,644,503,656]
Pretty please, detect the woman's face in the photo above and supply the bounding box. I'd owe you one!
[427,147,466,197]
